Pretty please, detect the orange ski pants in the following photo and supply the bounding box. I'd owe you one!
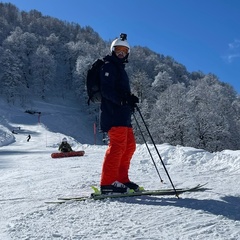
[100,126,136,186]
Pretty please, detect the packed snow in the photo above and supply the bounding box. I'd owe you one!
[1,99,240,240]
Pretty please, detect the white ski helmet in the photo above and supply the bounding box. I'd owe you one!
[110,33,130,53]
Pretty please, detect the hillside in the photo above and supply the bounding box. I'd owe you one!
[1,100,240,239]
[1,3,240,152]
[0,98,103,146]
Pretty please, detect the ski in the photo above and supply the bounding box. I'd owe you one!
[45,183,208,204]
[92,183,208,200]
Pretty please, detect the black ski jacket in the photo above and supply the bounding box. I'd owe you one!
[99,54,132,132]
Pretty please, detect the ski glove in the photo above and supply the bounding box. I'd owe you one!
[127,94,139,109]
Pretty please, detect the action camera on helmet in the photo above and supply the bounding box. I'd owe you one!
[120,33,127,41]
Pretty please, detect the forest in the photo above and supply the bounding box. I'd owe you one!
[1,2,240,152]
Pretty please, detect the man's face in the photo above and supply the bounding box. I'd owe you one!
[114,46,129,58]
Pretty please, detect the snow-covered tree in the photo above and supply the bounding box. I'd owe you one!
[31,45,56,99]
[0,49,24,104]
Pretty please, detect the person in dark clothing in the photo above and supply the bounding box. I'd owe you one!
[27,134,31,142]
[58,137,73,152]
[99,33,140,194]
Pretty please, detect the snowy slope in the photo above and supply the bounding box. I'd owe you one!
[1,100,240,240]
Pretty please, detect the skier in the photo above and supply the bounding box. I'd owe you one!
[58,138,73,152]
[99,33,140,194]
[27,134,31,142]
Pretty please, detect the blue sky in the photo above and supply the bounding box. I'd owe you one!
[2,0,240,93]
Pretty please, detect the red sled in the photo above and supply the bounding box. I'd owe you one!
[51,151,85,159]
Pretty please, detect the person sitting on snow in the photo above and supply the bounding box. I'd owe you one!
[58,138,73,152]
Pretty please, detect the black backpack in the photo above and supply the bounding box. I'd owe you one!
[86,58,105,105]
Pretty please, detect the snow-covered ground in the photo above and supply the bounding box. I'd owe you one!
[1,99,240,240]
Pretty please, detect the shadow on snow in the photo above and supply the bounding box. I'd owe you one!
[117,195,240,221]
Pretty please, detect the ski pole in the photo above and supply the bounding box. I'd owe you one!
[133,113,164,184]
[135,105,179,198]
